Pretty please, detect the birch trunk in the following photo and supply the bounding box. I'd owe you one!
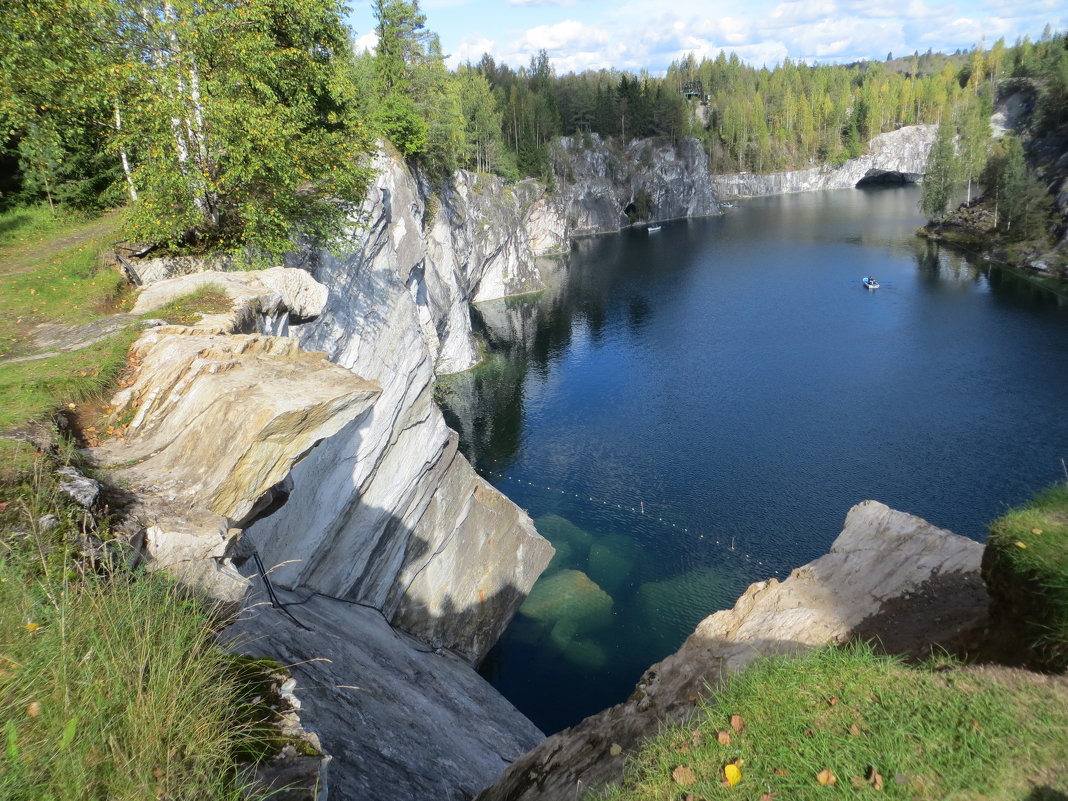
[114,103,139,202]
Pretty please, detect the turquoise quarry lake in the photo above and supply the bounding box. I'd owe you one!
[439,186,1068,734]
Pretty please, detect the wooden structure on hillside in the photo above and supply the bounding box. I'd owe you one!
[681,79,705,100]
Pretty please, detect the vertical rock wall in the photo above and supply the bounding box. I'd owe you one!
[711,125,938,197]
[247,150,563,664]
[550,135,721,234]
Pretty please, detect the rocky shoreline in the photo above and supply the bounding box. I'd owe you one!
[87,128,973,800]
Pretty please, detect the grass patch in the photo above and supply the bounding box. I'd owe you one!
[0,208,128,355]
[0,204,89,250]
[0,449,271,801]
[147,285,232,325]
[0,330,138,433]
[982,482,1068,670]
[599,644,1068,801]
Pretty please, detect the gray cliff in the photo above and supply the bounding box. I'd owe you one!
[247,149,563,665]
[712,125,938,197]
[550,134,721,234]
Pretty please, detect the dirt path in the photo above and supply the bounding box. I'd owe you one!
[0,213,122,277]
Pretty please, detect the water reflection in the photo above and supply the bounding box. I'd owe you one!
[441,187,1068,735]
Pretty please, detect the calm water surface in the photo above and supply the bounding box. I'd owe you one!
[440,186,1068,734]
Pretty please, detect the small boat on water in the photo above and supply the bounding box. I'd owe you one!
[647,225,662,232]
[862,276,880,289]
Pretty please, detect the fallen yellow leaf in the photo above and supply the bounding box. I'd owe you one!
[1016,541,1028,549]
[609,744,622,756]
[817,769,837,786]
[1031,528,1043,535]
[23,622,40,632]
[724,763,742,787]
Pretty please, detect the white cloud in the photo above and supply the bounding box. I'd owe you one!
[432,0,1065,75]
[514,19,610,52]
[766,0,841,30]
[449,35,499,67]
[352,31,378,55]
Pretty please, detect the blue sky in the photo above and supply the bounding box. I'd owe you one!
[344,0,1066,73]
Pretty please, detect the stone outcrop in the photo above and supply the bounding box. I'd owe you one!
[712,125,938,197]
[550,134,721,234]
[91,271,381,604]
[226,587,545,801]
[244,149,558,665]
[477,501,988,801]
[95,223,557,799]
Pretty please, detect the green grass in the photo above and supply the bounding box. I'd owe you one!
[0,207,127,354]
[0,331,138,433]
[982,482,1068,670]
[147,285,232,325]
[0,204,138,435]
[0,450,271,801]
[0,204,86,250]
[0,206,299,799]
[598,644,1068,801]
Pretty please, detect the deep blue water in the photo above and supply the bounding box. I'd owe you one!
[440,186,1068,735]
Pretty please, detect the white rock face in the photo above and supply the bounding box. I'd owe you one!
[712,125,938,197]
[477,501,987,801]
[551,135,721,234]
[246,150,559,664]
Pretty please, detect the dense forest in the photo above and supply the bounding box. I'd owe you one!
[1,0,1065,256]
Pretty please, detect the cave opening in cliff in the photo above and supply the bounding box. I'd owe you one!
[855,169,917,187]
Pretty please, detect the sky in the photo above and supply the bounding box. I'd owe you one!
[344,0,1067,74]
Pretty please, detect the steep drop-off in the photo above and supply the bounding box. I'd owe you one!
[244,150,562,664]
[551,134,722,233]
[711,125,937,197]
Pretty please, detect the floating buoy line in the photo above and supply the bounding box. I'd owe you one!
[478,464,780,576]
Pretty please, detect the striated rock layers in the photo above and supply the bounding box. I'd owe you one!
[477,500,987,801]
[93,269,380,605]
[712,125,938,197]
[245,149,561,666]
[550,134,721,234]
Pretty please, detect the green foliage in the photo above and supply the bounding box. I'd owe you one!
[375,93,430,158]
[920,117,957,221]
[1,0,374,256]
[599,643,1068,801]
[982,482,1068,670]
[984,136,1055,242]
